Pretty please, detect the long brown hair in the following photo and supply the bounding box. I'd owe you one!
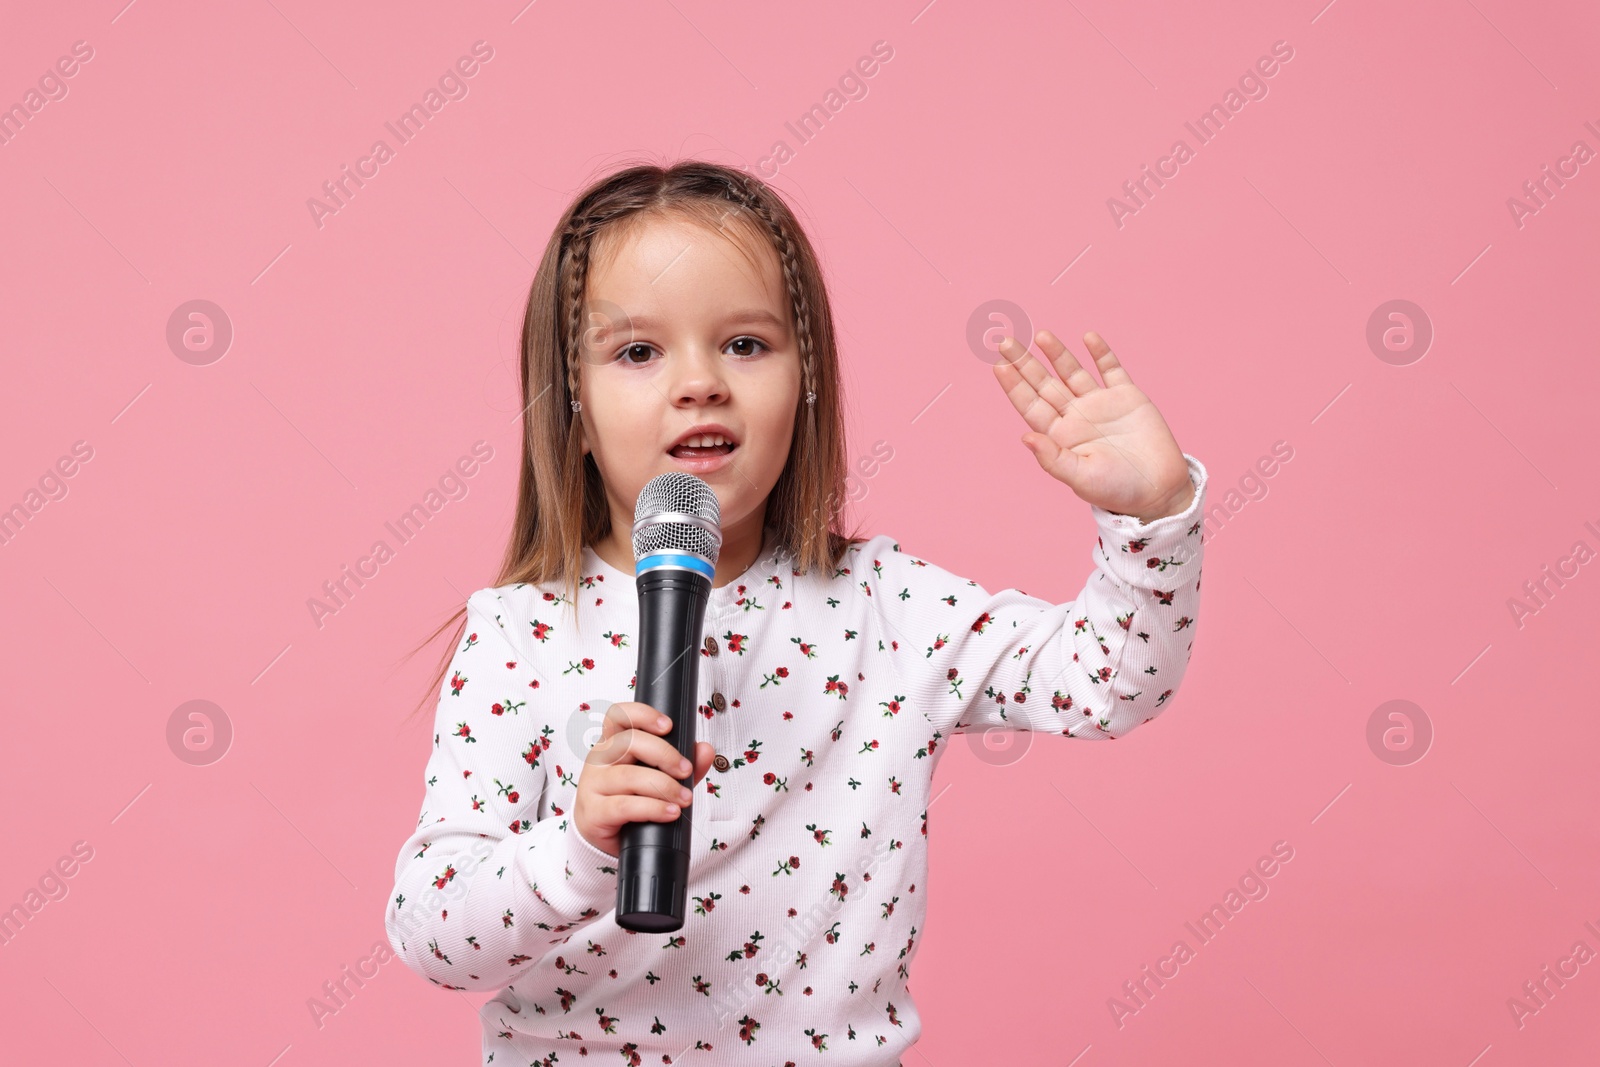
[402,159,866,722]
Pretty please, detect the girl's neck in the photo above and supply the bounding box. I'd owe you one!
[592,516,770,589]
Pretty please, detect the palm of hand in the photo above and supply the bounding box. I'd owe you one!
[992,330,1192,521]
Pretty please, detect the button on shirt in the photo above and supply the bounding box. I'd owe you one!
[385,454,1209,1065]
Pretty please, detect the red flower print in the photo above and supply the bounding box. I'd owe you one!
[385,483,1208,1042]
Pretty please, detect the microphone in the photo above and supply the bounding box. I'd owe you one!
[614,471,722,933]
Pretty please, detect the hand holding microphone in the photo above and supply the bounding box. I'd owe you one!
[573,702,717,859]
[592,470,722,932]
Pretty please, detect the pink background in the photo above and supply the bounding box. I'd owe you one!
[3,1,1598,1063]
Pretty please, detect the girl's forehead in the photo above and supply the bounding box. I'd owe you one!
[588,216,788,320]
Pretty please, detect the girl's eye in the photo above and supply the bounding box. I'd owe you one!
[726,336,769,358]
[612,337,771,365]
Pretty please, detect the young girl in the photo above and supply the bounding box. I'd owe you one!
[385,160,1208,1065]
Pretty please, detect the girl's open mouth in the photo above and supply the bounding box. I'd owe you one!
[669,442,737,459]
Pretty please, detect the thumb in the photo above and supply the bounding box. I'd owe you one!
[1022,432,1062,467]
[1022,433,1081,485]
[691,740,717,785]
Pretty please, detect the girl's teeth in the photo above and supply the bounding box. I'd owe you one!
[672,441,735,457]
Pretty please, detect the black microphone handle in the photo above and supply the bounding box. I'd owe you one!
[614,564,711,932]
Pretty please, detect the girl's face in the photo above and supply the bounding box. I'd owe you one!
[577,212,801,545]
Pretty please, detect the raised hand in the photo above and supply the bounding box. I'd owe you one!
[992,329,1194,523]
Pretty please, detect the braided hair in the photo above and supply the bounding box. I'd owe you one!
[559,171,820,418]
[405,160,864,722]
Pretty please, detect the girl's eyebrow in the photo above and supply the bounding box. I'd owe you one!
[622,309,786,331]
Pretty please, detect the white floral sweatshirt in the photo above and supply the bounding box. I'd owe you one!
[385,454,1209,1066]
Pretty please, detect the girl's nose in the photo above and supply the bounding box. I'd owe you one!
[669,347,729,405]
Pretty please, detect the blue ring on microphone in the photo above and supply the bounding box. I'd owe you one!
[636,551,715,580]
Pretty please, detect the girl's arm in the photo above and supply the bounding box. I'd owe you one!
[863,453,1207,740]
[384,589,618,992]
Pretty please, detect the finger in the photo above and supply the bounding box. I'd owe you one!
[590,722,685,770]
[998,334,1077,412]
[593,763,695,805]
[598,793,684,830]
[993,337,1071,434]
[1033,330,1102,396]
[1081,331,1134,389]
[1020,431,1080,484]
[599,700,665,744]
[590,712,641,764]
[616,725,693,773]
[691,741,716,785]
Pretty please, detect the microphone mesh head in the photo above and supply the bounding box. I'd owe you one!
[632,472,722,564]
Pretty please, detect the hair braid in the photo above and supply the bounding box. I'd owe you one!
[405,159,868,725]
[561,221,594,417]
[722,176,818,415]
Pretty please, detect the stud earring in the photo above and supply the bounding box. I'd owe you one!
[805,391,816,405]
[571,399,582,412]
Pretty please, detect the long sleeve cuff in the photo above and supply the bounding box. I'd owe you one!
[1087,453,1208,591]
